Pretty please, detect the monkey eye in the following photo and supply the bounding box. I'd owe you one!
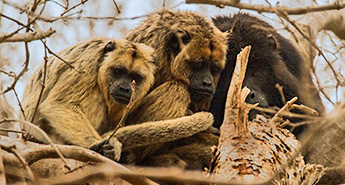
[211,64,222,75]
[182,34,191,45]
[131,73,143,83]
[190,62,203,70]
[112,67,127,77]
[104,41,116,53]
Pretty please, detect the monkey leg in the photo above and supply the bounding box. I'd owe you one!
[164,131,219,170]
[170,143,215,170]
[143,153,187,168]
[38,101,122,160]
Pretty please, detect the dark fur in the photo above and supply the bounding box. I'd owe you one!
[210,13,325,135]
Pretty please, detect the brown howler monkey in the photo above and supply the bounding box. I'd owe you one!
[124,10,228,170]
[22,38,156,161]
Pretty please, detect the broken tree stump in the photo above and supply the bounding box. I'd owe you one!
[209,46,324,184]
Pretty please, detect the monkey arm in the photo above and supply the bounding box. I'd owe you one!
[127,81,192,124]
[118,81,215,148]
[115,81,215,164]
[113,112,213,149]
[38,101,102,148]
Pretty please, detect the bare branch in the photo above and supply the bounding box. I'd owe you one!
[2,42,30,94]
[270,97,298,125]
[12,88,26,120]
[0,28,56,43]
[31,43,48,123]
[60,0,89,16]
[186,0,345,15]
[0,119,71,170]
[1,144,35,182]
[1,143,157,185]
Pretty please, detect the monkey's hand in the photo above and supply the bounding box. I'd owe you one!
[90,137,122,161]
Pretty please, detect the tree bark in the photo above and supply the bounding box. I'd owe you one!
[209,46,324,184]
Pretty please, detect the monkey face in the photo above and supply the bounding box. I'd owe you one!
[168,29,227,100]
[243,65,279,107]
[188,60,223,100]
[108,67,134,104]
[98,40,156,108]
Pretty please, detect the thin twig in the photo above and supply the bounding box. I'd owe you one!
[60,0,88,16]
[12,88,26,120]
[31,42,48,123]
[275,9,343,89]
[112,0,121,14]
[40,40,82,73]
[292,104,319,116]
[2,42,30,94]
[0,128,25,134]
[0,70,15,77]
[270,97,298,125]
[102,80,136,150]
[275,83,286,105]
[250,105,320,120]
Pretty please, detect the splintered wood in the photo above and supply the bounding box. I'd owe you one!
[209,46,324,184]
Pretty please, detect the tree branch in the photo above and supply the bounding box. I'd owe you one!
[186,0,345,15]
[0,28,56,43]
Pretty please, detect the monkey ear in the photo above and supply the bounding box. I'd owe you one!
[104,41,116,53]
[267,34,278,50]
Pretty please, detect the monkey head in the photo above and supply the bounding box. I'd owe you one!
[210,13,325,127]
[98,40,156,112]
[213,13,304,107]
[164,12,228,101]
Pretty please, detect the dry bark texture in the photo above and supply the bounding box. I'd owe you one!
[209,46,324,184]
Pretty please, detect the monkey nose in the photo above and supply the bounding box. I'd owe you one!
[112,85,132,104]
[202,80,212,87]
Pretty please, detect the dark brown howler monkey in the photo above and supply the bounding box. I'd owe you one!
[22,38,156,161]
[124,10,228,170]
[210,13,325,136]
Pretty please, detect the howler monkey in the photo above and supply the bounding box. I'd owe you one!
[210,13,325,135]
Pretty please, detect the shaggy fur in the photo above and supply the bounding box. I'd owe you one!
[124,10,228,170]
[22,38,156,160]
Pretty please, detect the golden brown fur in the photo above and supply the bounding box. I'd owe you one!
[21,38,156,160]
[125,10,228,169]
[22,37,216,163]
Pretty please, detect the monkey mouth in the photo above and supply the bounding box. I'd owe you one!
[113,95,130,104]
[189,87,214,98]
